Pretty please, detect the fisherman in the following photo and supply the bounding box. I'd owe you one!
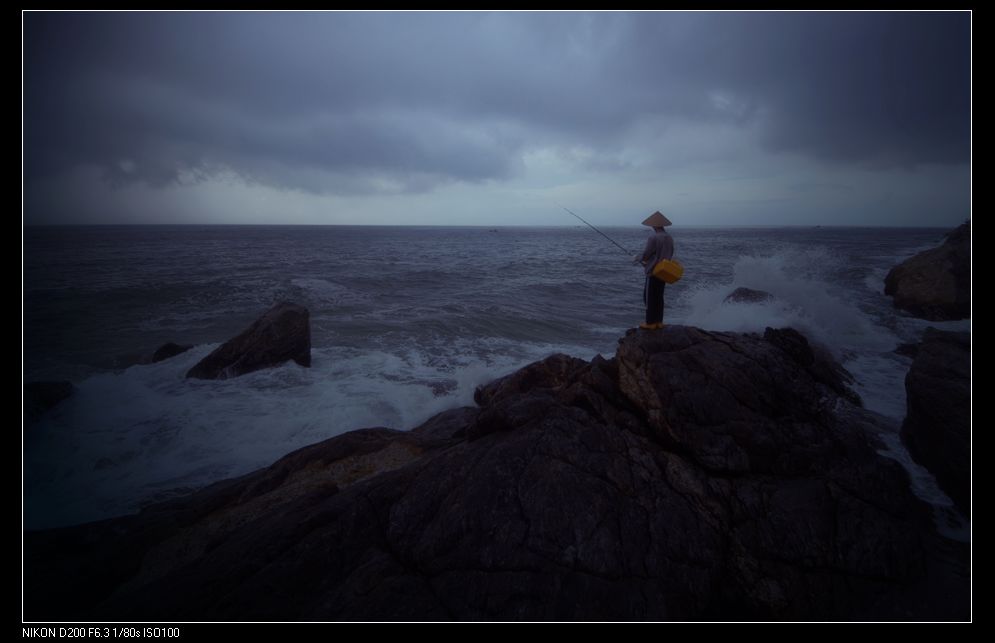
[634,211,674,330]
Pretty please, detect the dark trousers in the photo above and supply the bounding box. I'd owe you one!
[644,276,666,324]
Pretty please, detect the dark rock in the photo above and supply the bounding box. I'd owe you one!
[901,328,971,516]
[24,381,74,423]
[112,353,151,369]
[152,342,194,363]
[186,302,311,379]
[895,343,920,359]
[474,353,589,407]
[617,326,865,474]
[884,222,970,320]
[764,327,861,405]
[410,406,476,442]
[114,343,194,368]
[25,327,968,621]
[724,287,775,304]
[764,326,814,365]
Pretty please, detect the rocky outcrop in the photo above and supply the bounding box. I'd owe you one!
[724,287,775,304]
[884,222,970,320]
[152,342,193,363]
[25,327,968,621]
[24,381,74,424]
[901,328,971,516]
[186,302,311,379]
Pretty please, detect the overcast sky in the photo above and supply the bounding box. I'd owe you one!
[23,11,971,227]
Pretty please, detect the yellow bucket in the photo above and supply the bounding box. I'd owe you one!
[652,259,684,284]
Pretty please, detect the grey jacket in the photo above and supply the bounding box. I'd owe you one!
[640,230,675,275]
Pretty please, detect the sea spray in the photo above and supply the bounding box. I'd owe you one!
[24,337,597,528]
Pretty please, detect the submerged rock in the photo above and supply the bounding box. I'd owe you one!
[112,353,151,369]
[723,287,775,304]
[25,326,967,621]
[901,328,971,516]
[186,302,311,379]
[151,342,193,363]
[24,381,74,424]
[884,222,970,321]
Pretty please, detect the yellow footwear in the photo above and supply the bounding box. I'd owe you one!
[639,322,663,330]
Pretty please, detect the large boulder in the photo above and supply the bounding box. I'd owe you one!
[901,328,971,516]
[616,326,873,477]
[186,302,311,379]
[884,222,970,320]
[25,327,968,621]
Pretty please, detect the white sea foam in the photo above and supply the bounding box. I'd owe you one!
[863,269,886,296]
[23,338,593,529]
[290,277,371,306]
[682,249,898,353]
[876,433,970,542]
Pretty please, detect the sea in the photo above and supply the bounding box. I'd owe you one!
[23,225,971,537]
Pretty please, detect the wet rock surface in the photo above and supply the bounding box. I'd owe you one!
[25,326,969,621]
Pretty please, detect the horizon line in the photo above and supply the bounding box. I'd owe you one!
[21,222,962,229]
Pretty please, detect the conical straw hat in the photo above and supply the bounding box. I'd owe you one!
[641,211,673,227]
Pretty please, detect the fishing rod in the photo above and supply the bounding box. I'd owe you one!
[562,207,631,255]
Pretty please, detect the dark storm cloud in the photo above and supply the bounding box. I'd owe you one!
[24,11,970,194]
[672,12,972,166]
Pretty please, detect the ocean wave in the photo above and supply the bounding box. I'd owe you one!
[23,337,594,530]
[682,248,897,353]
